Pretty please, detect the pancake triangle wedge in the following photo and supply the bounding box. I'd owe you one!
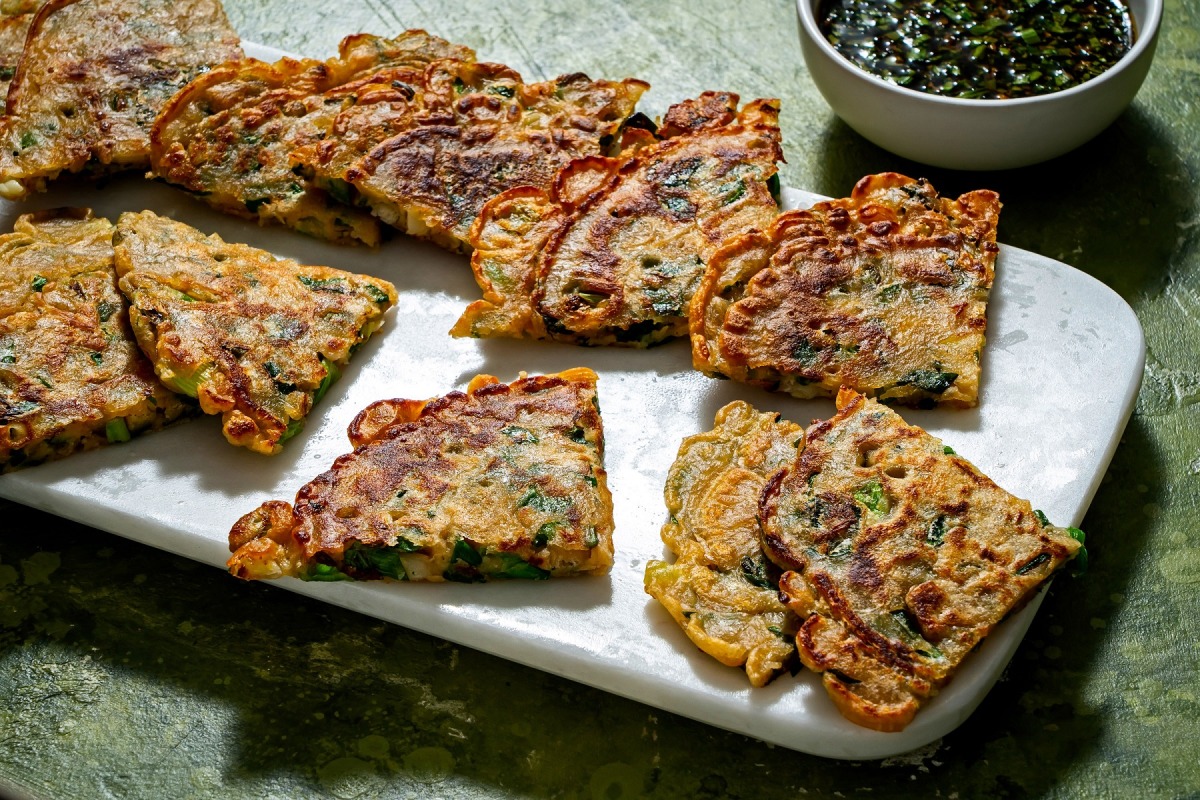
[112,210,396,455]
[227,369,615,583]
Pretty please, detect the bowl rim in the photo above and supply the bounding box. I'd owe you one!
[796,0,1163,108]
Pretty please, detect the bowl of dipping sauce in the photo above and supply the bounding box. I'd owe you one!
[796,0,1162,170]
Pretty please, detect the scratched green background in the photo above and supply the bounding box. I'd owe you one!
[3,0,1199,798]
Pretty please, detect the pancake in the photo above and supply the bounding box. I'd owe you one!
[227,368,614,583]
[112,210,396,454]
[327,61,649,253]
[0,0,242,199]
[644,400,802,686]
[0,5,35,113]
[759,388,1085,730]
[0,208,189,472]
[150,30,471,246]
[451,93,782,346]
[691,173,1001,407]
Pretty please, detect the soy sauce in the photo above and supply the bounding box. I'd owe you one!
[818,0,1134,99]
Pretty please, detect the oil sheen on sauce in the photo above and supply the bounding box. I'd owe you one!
[817,0,1134,99]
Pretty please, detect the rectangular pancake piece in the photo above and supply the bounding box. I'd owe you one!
[0,208,191,472]
[644,400,802,687]
[691,173,1001,407]
[0,0,243,199]
[451,92,783,347]
[758,388,1085,731]
[112,210,397,455]
[227,368,615,583]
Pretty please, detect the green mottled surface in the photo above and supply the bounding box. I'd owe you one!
[3,0,1200,797]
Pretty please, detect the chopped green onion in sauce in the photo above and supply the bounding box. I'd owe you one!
[818,0,1134,99]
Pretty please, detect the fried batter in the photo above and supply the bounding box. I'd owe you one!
[112,210,396,454]
[759,389,1084,730]
[150,30,470,246]
[331,62,649,252]
[0,208,190,472]
[0,0,242,199]
[227,368,614,582]
[644,401,802,686]
[691,173,1001,407]
[452,93,782,346]
[0,6,35,112]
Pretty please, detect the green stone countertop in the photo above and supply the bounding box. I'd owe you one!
[3,0,1199,797]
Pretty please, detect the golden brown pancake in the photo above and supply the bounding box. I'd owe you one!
[112,210,396,455]
[691,173,1001,407]
[0,0,242,199]
[0,208,190,472]
[150,31,471,246]
[452,93,783,346]
[644,400,802,686]
[325,60,649,253]
[759,388,1085,730]
[0,5,35,113]
[227,368,615,582]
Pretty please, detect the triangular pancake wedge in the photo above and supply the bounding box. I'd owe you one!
[227,369,614,582]
[325,61,650,253]
[644,400,802,687]
[150,31,471,246]
[112,210,396,454]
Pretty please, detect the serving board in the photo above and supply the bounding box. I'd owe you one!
[0,44,1144,761]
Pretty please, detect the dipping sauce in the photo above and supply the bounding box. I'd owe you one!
[817,0,1135,99]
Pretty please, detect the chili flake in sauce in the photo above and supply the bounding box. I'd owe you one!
[817,0,1134,99]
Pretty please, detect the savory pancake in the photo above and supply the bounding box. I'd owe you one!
[758,388,1085,731]
[151,31,470,246]
[0,4,35,113]
[644,400,802,687]
[0,0,242,200]
[451,93,783,346]
[0,208,190,472]
[112,210,396,455]
[227,368,614,583]
[328,61,649,253]
[691,173,1001,407]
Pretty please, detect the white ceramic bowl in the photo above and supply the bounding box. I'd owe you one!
[796,0,1162,170]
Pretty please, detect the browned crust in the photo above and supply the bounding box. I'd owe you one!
[758,388,1081,731]
[336,60,649,252]
[0,0,242,195]
[453,93,783,346]
[691,173,1001,407]
[149,30,473,246]
[227,368,615,583]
